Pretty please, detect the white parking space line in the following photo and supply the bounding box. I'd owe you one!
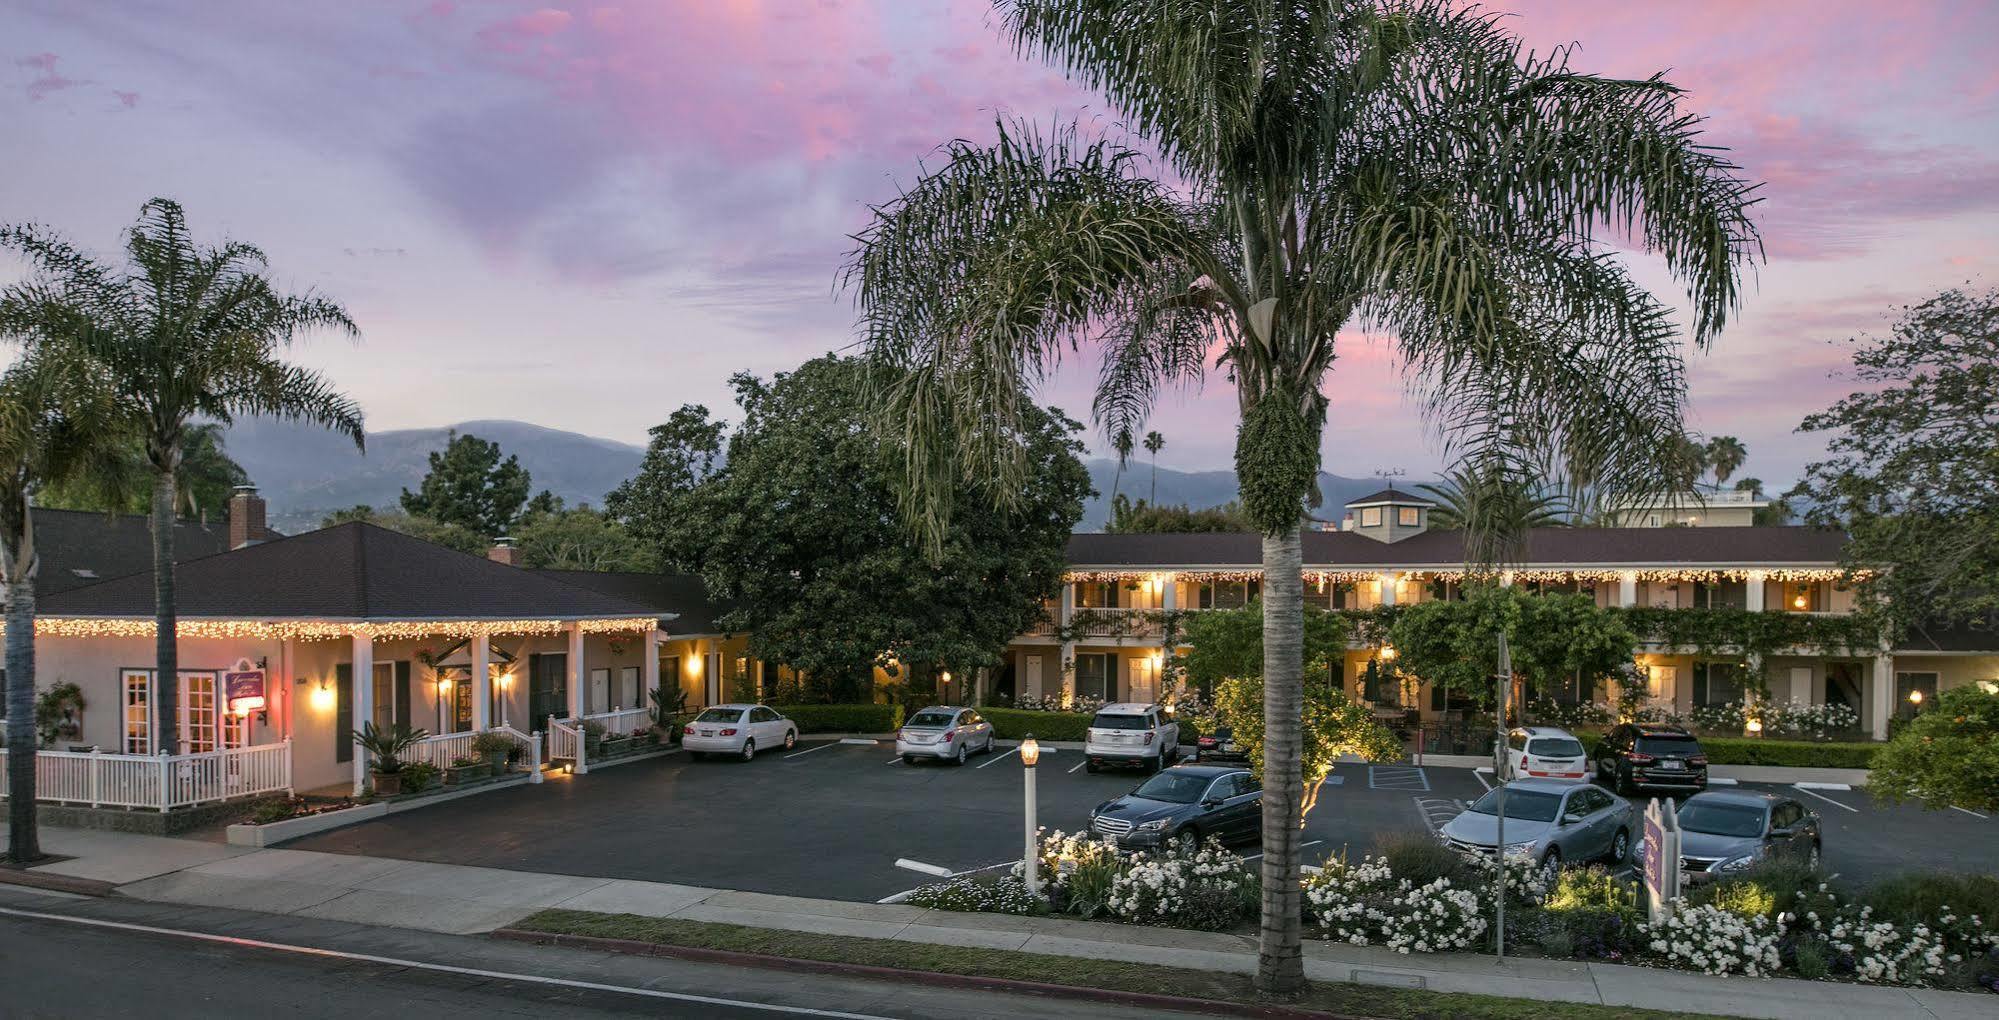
[976,747,1021,769]
[1951,806,1990,820]
[1067,760,1086,774]
[1793,785,1860,813]
[1414,796,1465,834]
[1472,769,1492,791]
[1244,840,1321,863]
[783,742,836,760]
[885,756,904,766]
[894,857,954,877]
[1368,765,1430,791]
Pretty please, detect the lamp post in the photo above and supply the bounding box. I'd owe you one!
[1020,734,1041,897]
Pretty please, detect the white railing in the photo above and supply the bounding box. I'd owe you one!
[493,725,544,784]
[547,716,587,774]
[583,707,652,737]
[0,740,292,810]
[405,731,480,770]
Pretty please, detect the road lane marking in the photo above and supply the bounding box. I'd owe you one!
[885,756,904,766]
[784,742,836,760]
[0,906,900,1020]
[975,747,1021,769]
[1414,796,1465,834]
[1951,806,1989,819]
[1243,840,1321,863]
[1794,782,1852,791]
[1368,765,1430,791]
[1067,760,1086,774]
[1472,769,1492,791]
[894,858,954,877]
[1793,785,1860,813]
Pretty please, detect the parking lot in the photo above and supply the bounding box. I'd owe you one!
[283,740,1997,903]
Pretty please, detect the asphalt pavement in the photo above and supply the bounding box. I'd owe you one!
[276,740,1996,903]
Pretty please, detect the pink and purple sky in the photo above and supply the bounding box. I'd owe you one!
[5,1,1996,485]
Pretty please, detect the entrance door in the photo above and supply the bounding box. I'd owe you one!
[1128,656,1159,704]
[528,653,568,727]
[1022,655,1043,700]
[180,672,220,753]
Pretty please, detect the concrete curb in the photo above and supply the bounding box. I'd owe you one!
[491,927,1362,1019]
[0,866,115,897]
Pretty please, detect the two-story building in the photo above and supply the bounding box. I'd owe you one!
[997,489,1999,740]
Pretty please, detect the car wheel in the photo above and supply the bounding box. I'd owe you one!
[1086,760,1099,774]
[1541,845,1562,869]
[740,739,756,762]
[1144,755,1161,774]
[1807,842,1822,871]
[689,751,706,761]
[1172,828,1200,855]
[1608,828,1631,864]
[954,743,969,766]
[902,754,918,765]
[783,730,797,751]
[983,733,994,754]
[1613,766,1631,796]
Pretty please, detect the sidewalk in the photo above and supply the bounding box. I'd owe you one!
[8,825,1991,1019]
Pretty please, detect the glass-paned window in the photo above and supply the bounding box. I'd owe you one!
[372,662,396,730]
[1693,662,1746,707]
[619,666,640,710]
[182,673,219,753]
[1359,507,1383,527]
[1074,654,1110,700]
[1074,581,1117,608]
[123,671,151,754]
[1397,506,1420,526]
[1196,579,1259,609]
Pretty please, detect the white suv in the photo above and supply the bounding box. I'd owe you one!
[1502,725,1588,782]
[1084,703,1180,773]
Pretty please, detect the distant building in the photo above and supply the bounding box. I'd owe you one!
[1604,489,1768,528]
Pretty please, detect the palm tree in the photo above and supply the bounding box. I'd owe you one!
[0,348,130,861]
[1704,435,1746,490]
[844,1,1758,991]
[1108,426,1135,504]
[1419,462,1570,556]
[1,199,363,755]
[1143,430,1165,502]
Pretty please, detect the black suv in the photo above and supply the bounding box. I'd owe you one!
[1593,724,1708,795]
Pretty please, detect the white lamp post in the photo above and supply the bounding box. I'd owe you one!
[1020,734,1041,896]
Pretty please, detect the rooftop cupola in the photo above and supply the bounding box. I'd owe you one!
[1344,488,1435,544]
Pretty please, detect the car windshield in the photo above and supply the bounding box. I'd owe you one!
[1093,714,1148,731]
[693,708,742,724]
[1678,801,1767,838]
[1131,771,1210,804]
[1212,725,1233,740]
[906,711,955,728]
[1467,788,1562,823]
[1637,736,1701,756]
[1528,737,1585,758]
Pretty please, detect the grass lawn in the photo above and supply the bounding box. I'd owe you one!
[512,908,1729,1020]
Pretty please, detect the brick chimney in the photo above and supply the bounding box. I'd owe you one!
[488,536,520,567]
[228,485,268,549]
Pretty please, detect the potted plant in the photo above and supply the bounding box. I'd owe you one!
[599,727,634,757]
[471,731,515,777]
[445,755,485,786]
[401,760,441,795]
[650,687,687,744]
[35,681,86,747]
[353,722,427,796]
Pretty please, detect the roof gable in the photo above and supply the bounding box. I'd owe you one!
[31,508,231,595]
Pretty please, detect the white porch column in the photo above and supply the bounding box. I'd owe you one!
[1870,650,1894,740]
[643,629,662,709]
[1377,572,1399,607]
[350,632,374,796]
[1618,570,1639,608]
[470,632,492,732]
[1745,571,1767,612]
[566,622,586,720]
[1058,641,1077,704]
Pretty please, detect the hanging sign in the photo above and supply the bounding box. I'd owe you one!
[225,657,266,714]
[1643,797,1683,923]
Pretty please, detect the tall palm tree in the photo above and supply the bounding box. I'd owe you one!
[1704,434,1746,490]
[0,348,130,861]
[1419,461,1570,555]
[1,199,363,755]
[1143,430,1165,502]
[844,1,1758,991]
[1108,426,1135,504]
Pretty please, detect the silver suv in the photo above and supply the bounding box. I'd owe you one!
[1084,703,1179,773]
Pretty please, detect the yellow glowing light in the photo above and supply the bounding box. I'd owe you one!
[1979,681,1998,695]
[495,671,513,690]
[1792,593,1809,609]
[688,656,703,676]
[941,671,952,684]
[1377,643,1398,662]
[1019,735,1041,768]
[309,684,335,711]
[1908,688,1924,705]
[18,616,656,641]
[1746,718,1763,734]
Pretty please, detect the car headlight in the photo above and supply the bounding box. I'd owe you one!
[1505,840,1538,853]
[1136,819,1168,832]
[1718,853,1759,873]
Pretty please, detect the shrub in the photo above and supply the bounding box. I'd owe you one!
[400,761,441,793]
[1107,842,1254,931]
[1697,736,1879,769]
[1645,901,1782,976]
[773,703,903,734]
[906,876,1041,914]
[1792,935,1831,979]
[1861,873,1999,933]
[1372,833,1476,888]
[1304,853,1489,953]
[1702,878,1778,920]
[1547,865,1640,916]
[981,708,1093,742]
[1022,830,1122,918]
[1700,857,1825,919]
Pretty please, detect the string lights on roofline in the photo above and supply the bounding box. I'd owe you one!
[1062,567,1864,585]
[17,617,659,641]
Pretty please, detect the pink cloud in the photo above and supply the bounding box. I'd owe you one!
[17,51,84,100]
[112,89,139,108]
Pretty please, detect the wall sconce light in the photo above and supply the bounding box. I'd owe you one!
[1792,592,1809,610]
[940,671,952,684]
[437,675,455,691]
[310,682,335,712]
[688,656,703,676]
[1377,643,1398,662]
[1147,574,1164,596]
[1908,688,1924,706]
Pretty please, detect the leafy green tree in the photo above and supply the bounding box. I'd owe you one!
[0,347,131,862]
[400,432,531,539]
[1868,683,1999,814]
[1386,587,1637,705]
[2,198,362,754]
[613,356,1090,699]
[38,422,250,523]
[1795,288,1999,634]
[320,505,486,556]
[1214,675,1401,823]
[1178,601,1349,695]
[515,504,652,572]
[1106,495,1250,533]
[1732,477,1794,527]
[845,3,1758,988]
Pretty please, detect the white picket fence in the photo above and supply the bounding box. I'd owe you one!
[583,707,652,737]
[405,731,480,770]
[0,740,292,810]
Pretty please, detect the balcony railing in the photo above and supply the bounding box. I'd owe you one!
[0,740,291,811]
[1067,608,1164,640]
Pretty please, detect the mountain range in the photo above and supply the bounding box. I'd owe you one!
[222,417,1429,533]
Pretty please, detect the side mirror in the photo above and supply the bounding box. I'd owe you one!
[1202,799,1223,810]
[1562,813,1586,826]
[1770,826,1795,838]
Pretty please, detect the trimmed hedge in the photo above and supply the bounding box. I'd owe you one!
[1576,731,1879,769]
[980,708,1093,742]
[773,703,904,734]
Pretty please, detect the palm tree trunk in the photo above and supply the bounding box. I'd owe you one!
[151,469,180,756]
[1255,524,1305,994]
[4,565,39,862]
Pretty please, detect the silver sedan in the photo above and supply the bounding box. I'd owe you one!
[896,706,995,765]
[1439,778,1637,868]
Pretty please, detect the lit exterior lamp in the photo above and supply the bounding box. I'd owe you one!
[1020,734,1042,897]
[1908,688,1924,709]
[309,682,335,712]
[1378,643,1398,663]
[1746,718,1764,737]
[1792,592,1809,610]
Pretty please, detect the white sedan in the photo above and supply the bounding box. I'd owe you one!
[682,704,797,761]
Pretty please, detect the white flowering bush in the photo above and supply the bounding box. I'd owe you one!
[906,875,1042,915]
[1766,700,1862,740]
[1005,695,1106,714]
[1645,901,1783,976]
[1105,838,1254,930]
[1465,851,1556,906]
[1822,910,1952,984]
[1303,853,1488,954]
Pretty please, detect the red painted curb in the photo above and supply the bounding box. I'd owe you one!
[491,927,1367,1020]
[0,867,116,898]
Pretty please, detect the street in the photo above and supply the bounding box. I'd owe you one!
[0,888,1175,1020]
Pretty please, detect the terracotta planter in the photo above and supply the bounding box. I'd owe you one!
[371,770,402,796]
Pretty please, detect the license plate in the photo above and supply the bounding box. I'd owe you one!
[699,729,716,737]
[1659,760,1684,771]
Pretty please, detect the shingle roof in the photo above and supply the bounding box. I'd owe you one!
[1067,526,1847,567]
[1344,487,1436,507]
[31,508,232,595]
[39,522,659,621]
[530,570,728,635]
